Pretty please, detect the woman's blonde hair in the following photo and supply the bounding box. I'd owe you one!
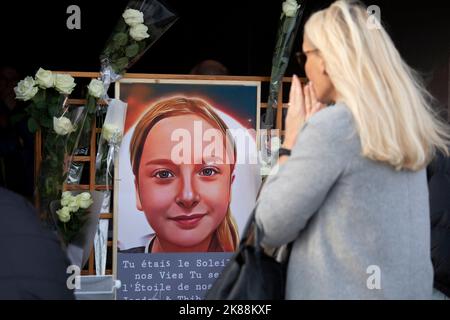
[304,0,450,170]
[129,97,239,252]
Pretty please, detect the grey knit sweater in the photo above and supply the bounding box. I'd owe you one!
[255,103,433,299]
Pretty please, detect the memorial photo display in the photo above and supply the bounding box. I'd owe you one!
[113,78,262,300]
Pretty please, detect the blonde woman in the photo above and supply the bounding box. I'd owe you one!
[255,0,450,299]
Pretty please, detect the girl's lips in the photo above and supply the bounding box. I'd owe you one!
[169,213,206,228]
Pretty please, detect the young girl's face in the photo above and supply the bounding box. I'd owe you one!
[135,114,234,252]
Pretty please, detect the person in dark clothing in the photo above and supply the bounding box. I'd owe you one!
[190,59,229,75]
[0,66,34,200]
[0,187,74,299]
[427,151,450,298]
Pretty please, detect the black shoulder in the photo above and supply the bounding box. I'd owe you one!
[120,246,146,253]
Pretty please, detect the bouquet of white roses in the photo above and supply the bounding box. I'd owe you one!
[52,190,105,269]
[14,68,86,220]
[100,0,178,79]
[55,191,94,244]
[14,68,77,133]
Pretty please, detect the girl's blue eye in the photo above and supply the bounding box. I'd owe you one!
[199,167,219,177]
[154,170,174,179]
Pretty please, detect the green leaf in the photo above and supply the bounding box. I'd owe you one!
[28,107,40,120]
[35,99,46,109]
[110,64,119,74]
[111,53,121,61]
[40,116,52,128]
[87,95,97,114]
[32,89,45,105]
[50,95,59,107]
[46,132,56,145]
[114,57,129,72]
[125,43,139,58]
[48,103,59,117]
[50,156,59,169]
[27,117,39,133]
[113,32,128,46]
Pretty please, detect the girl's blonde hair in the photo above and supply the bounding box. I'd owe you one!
[304,0,450,170]
[129,97,239,252]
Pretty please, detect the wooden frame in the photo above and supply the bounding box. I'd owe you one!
[34,71,305,275]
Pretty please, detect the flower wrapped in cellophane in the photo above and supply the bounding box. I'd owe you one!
[95,99,127,209]
[50,190,104,269]
[260,0,306,176]
[93,99,127,275]
[14,68,86,223]
[89,0,178,193]
[55,191,94,243]
[100,0,178,84]
[88,0,177,274]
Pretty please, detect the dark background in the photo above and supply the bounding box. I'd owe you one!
[1,0,449,77]
[0,0,449,199]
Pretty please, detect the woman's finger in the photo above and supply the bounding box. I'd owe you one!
[289,75,302,115]
[309,81,318,106]
[296,76,306,118]
[288,75,297,108]
[304,83,311,115]
[295,75,305,113]
[312,102,324,113]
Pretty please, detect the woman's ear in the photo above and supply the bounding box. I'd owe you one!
[134,178,143,211]
[319,57,328,76]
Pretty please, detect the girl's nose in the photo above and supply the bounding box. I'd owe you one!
[175,171,200,209]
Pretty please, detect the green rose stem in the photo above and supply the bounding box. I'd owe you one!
[264,2,305,130]
[37,93,88,225]
[39,134,64,223]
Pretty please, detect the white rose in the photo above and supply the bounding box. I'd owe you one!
[57,206,71,223]
[14,76,38,101]
[88,79,105,98]
[53,116,75,136]
[62,191,72,200]
[282,0,300,17]
[54,74,76,95]
[102,124,123,143]
[129,23,150,41]
[76,192,93,209]
[61,192,75,206]
[67,197,80,213]
[35,68,55,89]
[122,8,144,27]
[271,136,281,150]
